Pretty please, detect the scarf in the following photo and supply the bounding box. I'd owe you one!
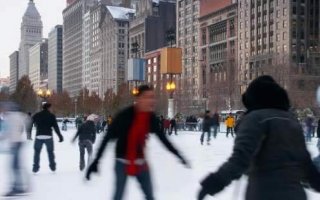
[126,111,151,175]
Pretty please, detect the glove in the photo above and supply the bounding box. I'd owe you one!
[180,157,191,168]
[86,160,99,180]
[199,173,226,198]
[197,188,208,200]
[58,135,64,143]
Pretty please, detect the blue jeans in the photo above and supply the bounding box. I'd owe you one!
[200,131,211,143]
[33,138,55,171]
[114,161,154,200]
[212,125,219,138]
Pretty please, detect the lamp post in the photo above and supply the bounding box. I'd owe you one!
[37,88,51,103]
[74,98,78,117]
[37,88,51,111]
[166,76,176,119]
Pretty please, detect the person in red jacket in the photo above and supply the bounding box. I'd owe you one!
[86,85,190,200]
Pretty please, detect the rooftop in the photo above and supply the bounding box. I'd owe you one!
[106,6,135,20]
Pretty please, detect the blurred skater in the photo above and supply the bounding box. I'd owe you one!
[86,85,190,200]
[72,114,97,171]
[200,111,212,145]
[0,102,32,198]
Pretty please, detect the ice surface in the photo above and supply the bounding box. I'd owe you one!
[106,6,135,20]
[0,124,319,199]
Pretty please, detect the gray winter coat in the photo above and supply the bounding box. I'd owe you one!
[207,109,320,200]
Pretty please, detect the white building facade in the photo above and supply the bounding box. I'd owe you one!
[19,0,43,79]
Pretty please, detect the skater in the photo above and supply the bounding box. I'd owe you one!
[169,117,177,135]
[198,75,320,200]
[200,111,211,145]
[305,115,313,142]
[211,112,219,138]
[72,114,97,171]
[62,118,70,131]
[0,102,31,198]
[163,118,170,135]
[30,103,64,173]
[225,113,235,137]
[86,85,190,200]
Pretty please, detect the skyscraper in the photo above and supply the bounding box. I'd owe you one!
[176,0,200,113]
[238,0,320,108]
[19,0,43,79]
[100,5,135,94]
[48,25,63,93]
[9,51,19,93]
[29,39,48,90]
[62,0,97,97]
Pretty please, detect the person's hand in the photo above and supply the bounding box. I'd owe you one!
[58,135,64,143]
[86,160,99,180]
[199,173,226,198]
[197,188,208,200]
[180,157,191,168]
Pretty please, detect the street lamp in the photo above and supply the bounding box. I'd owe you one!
[37,88,51,102]
[132,87,139,96]
[74,98,78,117]
[166,78,176,119]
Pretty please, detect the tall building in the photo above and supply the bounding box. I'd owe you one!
[129,0,176,58]
[19,0,43,79]
[176,0,200,113]
[29,39,48,90]
[62,0,97,97]
[9,51,19,93]
[82,11,92,92]
[238,0,320,108]
[199,0,238,110]
[100,6,135,94]
[48,25,63,93]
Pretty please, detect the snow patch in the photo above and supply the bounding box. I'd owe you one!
[106,6,135,20]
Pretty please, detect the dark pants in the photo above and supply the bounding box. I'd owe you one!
[200,131,211,144]
[226,127,234,137]
[11,142,26,191]
[79,140,93,170]
[212,125,219,138]
[169,126,177,135]
[114,161,154,200]
[33,138,55,171]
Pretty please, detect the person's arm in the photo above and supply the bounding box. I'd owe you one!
[86,114,119,180]
[52,115,63,142]
[199,113,266,197]
[152,116,188,164]
[72,126,80,142]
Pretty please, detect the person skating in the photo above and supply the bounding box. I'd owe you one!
[86,85,190,200]
[198,75,320,200]
[169,117,177,135]
[30,103,64,173]
[0,102,32,198]
[225,113,235,137]
[62,118,70,131]
[72,114,97,171]
[211,112,220,138]
[317,119,320,138]
[200,111,212,145]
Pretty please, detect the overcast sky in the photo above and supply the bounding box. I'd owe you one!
[0,0,66,78]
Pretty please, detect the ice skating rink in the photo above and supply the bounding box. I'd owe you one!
[0,125,319,200]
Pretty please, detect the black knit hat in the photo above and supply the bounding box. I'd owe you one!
[242,75,290,111]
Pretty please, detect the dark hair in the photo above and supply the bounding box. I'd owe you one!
[42,103,52,110]
[136,85,153,97]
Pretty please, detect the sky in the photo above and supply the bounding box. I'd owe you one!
[0,0,66,78]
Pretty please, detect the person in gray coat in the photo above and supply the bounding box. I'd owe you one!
[198,75,320,200]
